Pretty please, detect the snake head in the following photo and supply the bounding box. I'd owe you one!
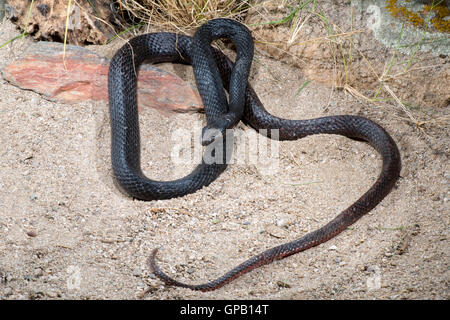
[201,115,236,146]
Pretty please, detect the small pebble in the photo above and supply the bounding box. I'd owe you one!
[276,219,289,228]
[27,231,37,237]
[4,287,13,297]
[33,268,43,278]
[329,245,337,251]
[265,225,287,239]
[46,290,59,298]
[276,280,291,288]
[132,268,141,277]
[365,265,378,273]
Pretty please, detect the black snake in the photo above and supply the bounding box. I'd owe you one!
[108,19,401,291]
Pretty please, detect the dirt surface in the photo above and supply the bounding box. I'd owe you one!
[0,4,449,300]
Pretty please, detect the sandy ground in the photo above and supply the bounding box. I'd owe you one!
[0,14,448,300]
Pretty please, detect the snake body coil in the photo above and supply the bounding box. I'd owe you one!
[108,19,401,291]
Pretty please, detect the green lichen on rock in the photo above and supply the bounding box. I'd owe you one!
[424,3,450,32]
[359,0,449,56]
[385,0,450,33]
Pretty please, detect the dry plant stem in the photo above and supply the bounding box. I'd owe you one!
[0,0,35,49]
[63,0,73,70]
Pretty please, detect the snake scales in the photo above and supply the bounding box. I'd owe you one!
[108,19,401,291]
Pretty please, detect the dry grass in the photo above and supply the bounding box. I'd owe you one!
[116,0,252,33]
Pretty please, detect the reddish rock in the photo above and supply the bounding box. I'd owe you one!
[1,41,203,114]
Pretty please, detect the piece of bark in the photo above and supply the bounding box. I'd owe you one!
[1,41,203,114]
[6,0,115,44]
